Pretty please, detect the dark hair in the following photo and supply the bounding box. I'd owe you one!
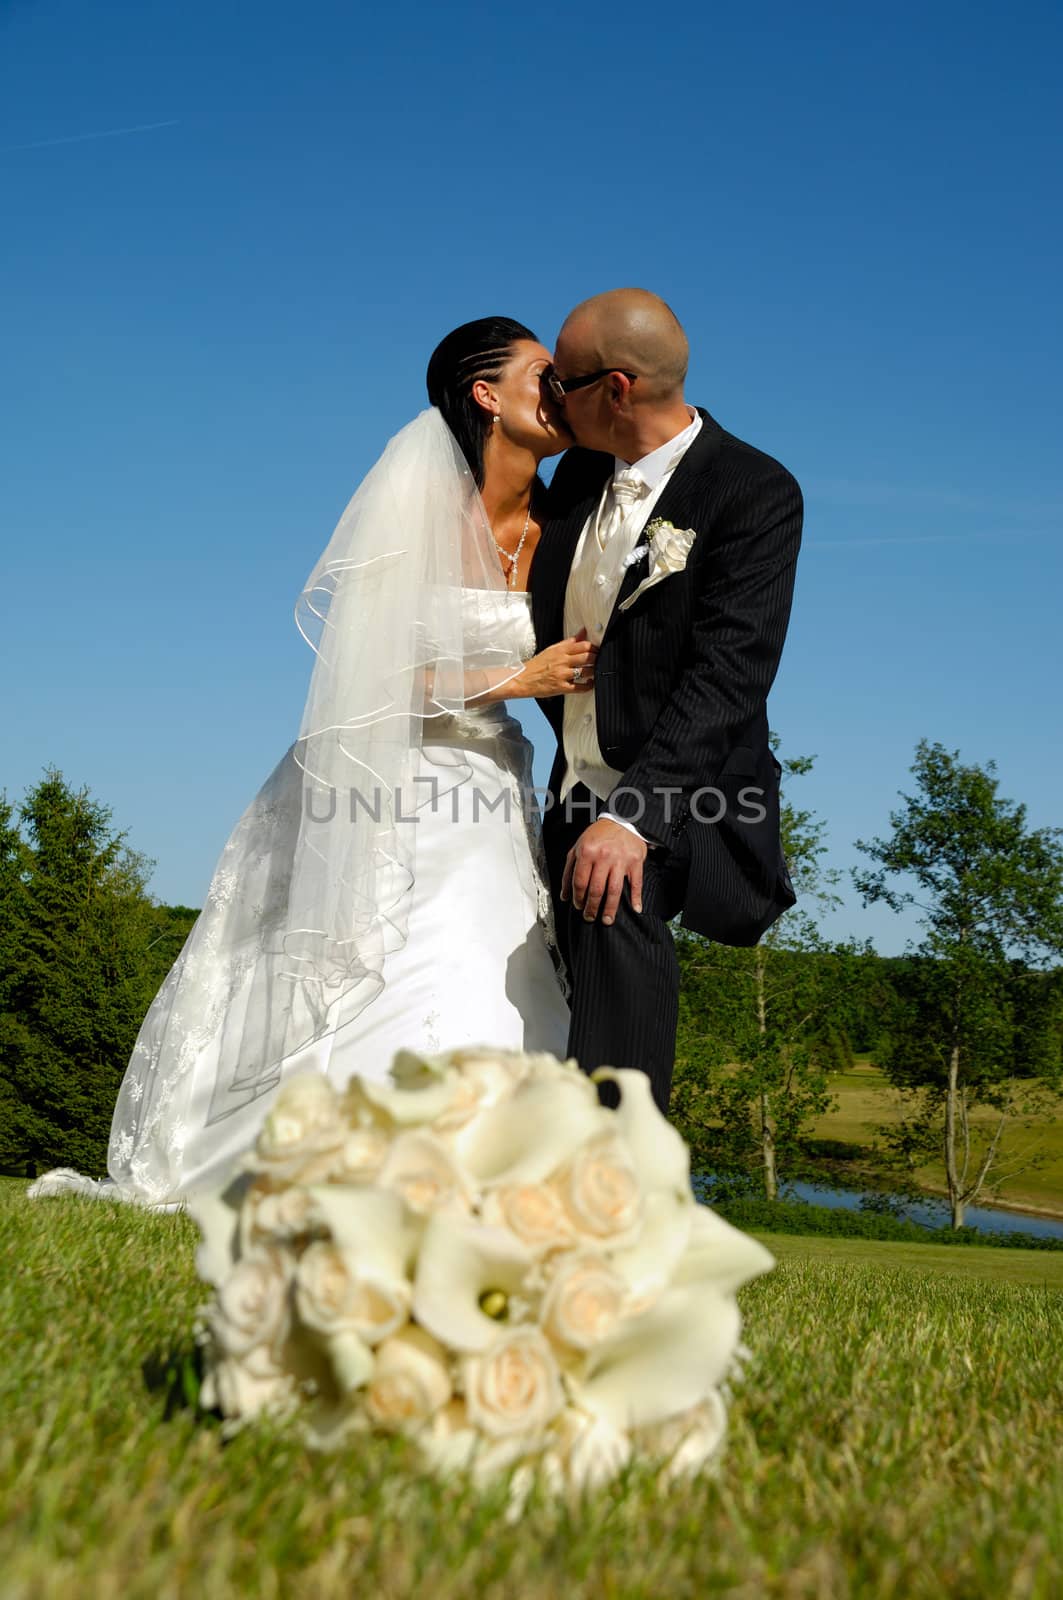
[426,317,537,489]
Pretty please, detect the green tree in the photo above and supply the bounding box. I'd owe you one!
[0,769,195,1176]
[673,747,866,1199]
[854,740,1063,1227]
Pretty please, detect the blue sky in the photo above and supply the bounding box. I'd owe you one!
[1,0,1060,955]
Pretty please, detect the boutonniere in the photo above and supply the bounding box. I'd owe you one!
[617,518,698,611]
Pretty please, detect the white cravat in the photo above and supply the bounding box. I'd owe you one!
[559,409,703,838]
[595,467,650,549]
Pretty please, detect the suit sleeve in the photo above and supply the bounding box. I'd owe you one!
[606,463,802,845]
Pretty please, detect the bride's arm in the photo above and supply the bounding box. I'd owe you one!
[421,633,599,707]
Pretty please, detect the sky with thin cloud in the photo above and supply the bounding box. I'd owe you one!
[1,0,1060,955]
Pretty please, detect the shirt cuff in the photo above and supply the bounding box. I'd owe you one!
[601,810,658,846]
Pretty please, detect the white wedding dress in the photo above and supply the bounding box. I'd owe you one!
[29,588,569,1211]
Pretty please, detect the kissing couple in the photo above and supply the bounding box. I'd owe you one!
[29,288,803,1211]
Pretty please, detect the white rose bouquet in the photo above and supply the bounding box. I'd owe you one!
[190,1048,772,1502]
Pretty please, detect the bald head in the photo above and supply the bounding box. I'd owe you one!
[558,288,688,401]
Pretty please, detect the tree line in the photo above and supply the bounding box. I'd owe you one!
[3,742,1062,1225]
[0,772,197,1178]
[673,739,1063,1226]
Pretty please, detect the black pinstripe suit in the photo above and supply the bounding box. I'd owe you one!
[529,408,802,1111]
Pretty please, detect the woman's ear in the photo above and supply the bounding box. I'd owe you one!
[470,378,499,420]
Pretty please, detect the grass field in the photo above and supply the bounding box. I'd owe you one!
[810,1060,1063,1217]
[4,1177,1061,1598]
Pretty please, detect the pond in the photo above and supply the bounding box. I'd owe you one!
[697,1174,1063,1242]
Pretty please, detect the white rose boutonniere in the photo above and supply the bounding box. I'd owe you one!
[618,518,698,612]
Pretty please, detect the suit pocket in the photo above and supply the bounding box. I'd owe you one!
[716,746,759,779]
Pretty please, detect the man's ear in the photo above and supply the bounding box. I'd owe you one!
[608,373,634,411]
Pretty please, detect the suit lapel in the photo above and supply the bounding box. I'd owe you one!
[532,468,608,648]
[605,408,724,624]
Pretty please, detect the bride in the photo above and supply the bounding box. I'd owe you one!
[29,317,597,1210]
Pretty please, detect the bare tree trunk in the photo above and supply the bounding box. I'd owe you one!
[966,1112,1009,1216]
[944,945,968,1229]
[945,1041,964,1227]
[755,949,778,1200]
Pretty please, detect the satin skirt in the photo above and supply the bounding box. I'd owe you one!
[31,717,569,1210]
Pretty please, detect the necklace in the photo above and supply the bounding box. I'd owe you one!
[493,490,534,590]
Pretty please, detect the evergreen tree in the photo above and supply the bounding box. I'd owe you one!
[0,769,196,1176]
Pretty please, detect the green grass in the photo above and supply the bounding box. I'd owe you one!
[757,1230,1063,1286]
[4,1176,1062,1599]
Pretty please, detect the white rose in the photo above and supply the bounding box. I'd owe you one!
[481,1407,632,1517]
[241,1181,327,1247]
[247,1072,346,1183]
[558,1134,643,1244]
[365,1324,453,1430]
[635,1391,728,1484]
[541,1252,629,1350]
[481,1183,576,1255]
[295,1241,410,1345]
[413,1398,480,1475]
[617,523,697,613]
[462,1328,564,1440]
[202,1347,297,1423]
[376,1130,474,1217]
[328,1124,391,1184]
[210,1250,290,1360]
[554,1407,632,1495]
[414,1397,530,1493]
[430,1048,531,1132]
[650,523,696,574]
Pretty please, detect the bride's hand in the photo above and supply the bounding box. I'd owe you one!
[519,629,598,697]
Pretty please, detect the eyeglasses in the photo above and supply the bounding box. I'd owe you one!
[543,366,638,405]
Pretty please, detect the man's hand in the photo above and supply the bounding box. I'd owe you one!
[561,817,647,926]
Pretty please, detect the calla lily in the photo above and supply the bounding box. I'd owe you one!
[591,1068,691,1198]
[350,1071,464,1128]
[306,1184,422,1282]
[302,1394,371,1452]
[391,1046,530,1099]
[451,1075,608,1188]
[327,1329,375,1393]
[570,1280,741,1432]
[188,1176,245,1288]
[412,1212,533,1352]
[375,1130,475,1217]
[389,1047,449,1084]
[672,1203,775,1296]
[607,1189,695,1311]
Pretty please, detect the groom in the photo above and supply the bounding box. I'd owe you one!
[530,289,802,1115]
